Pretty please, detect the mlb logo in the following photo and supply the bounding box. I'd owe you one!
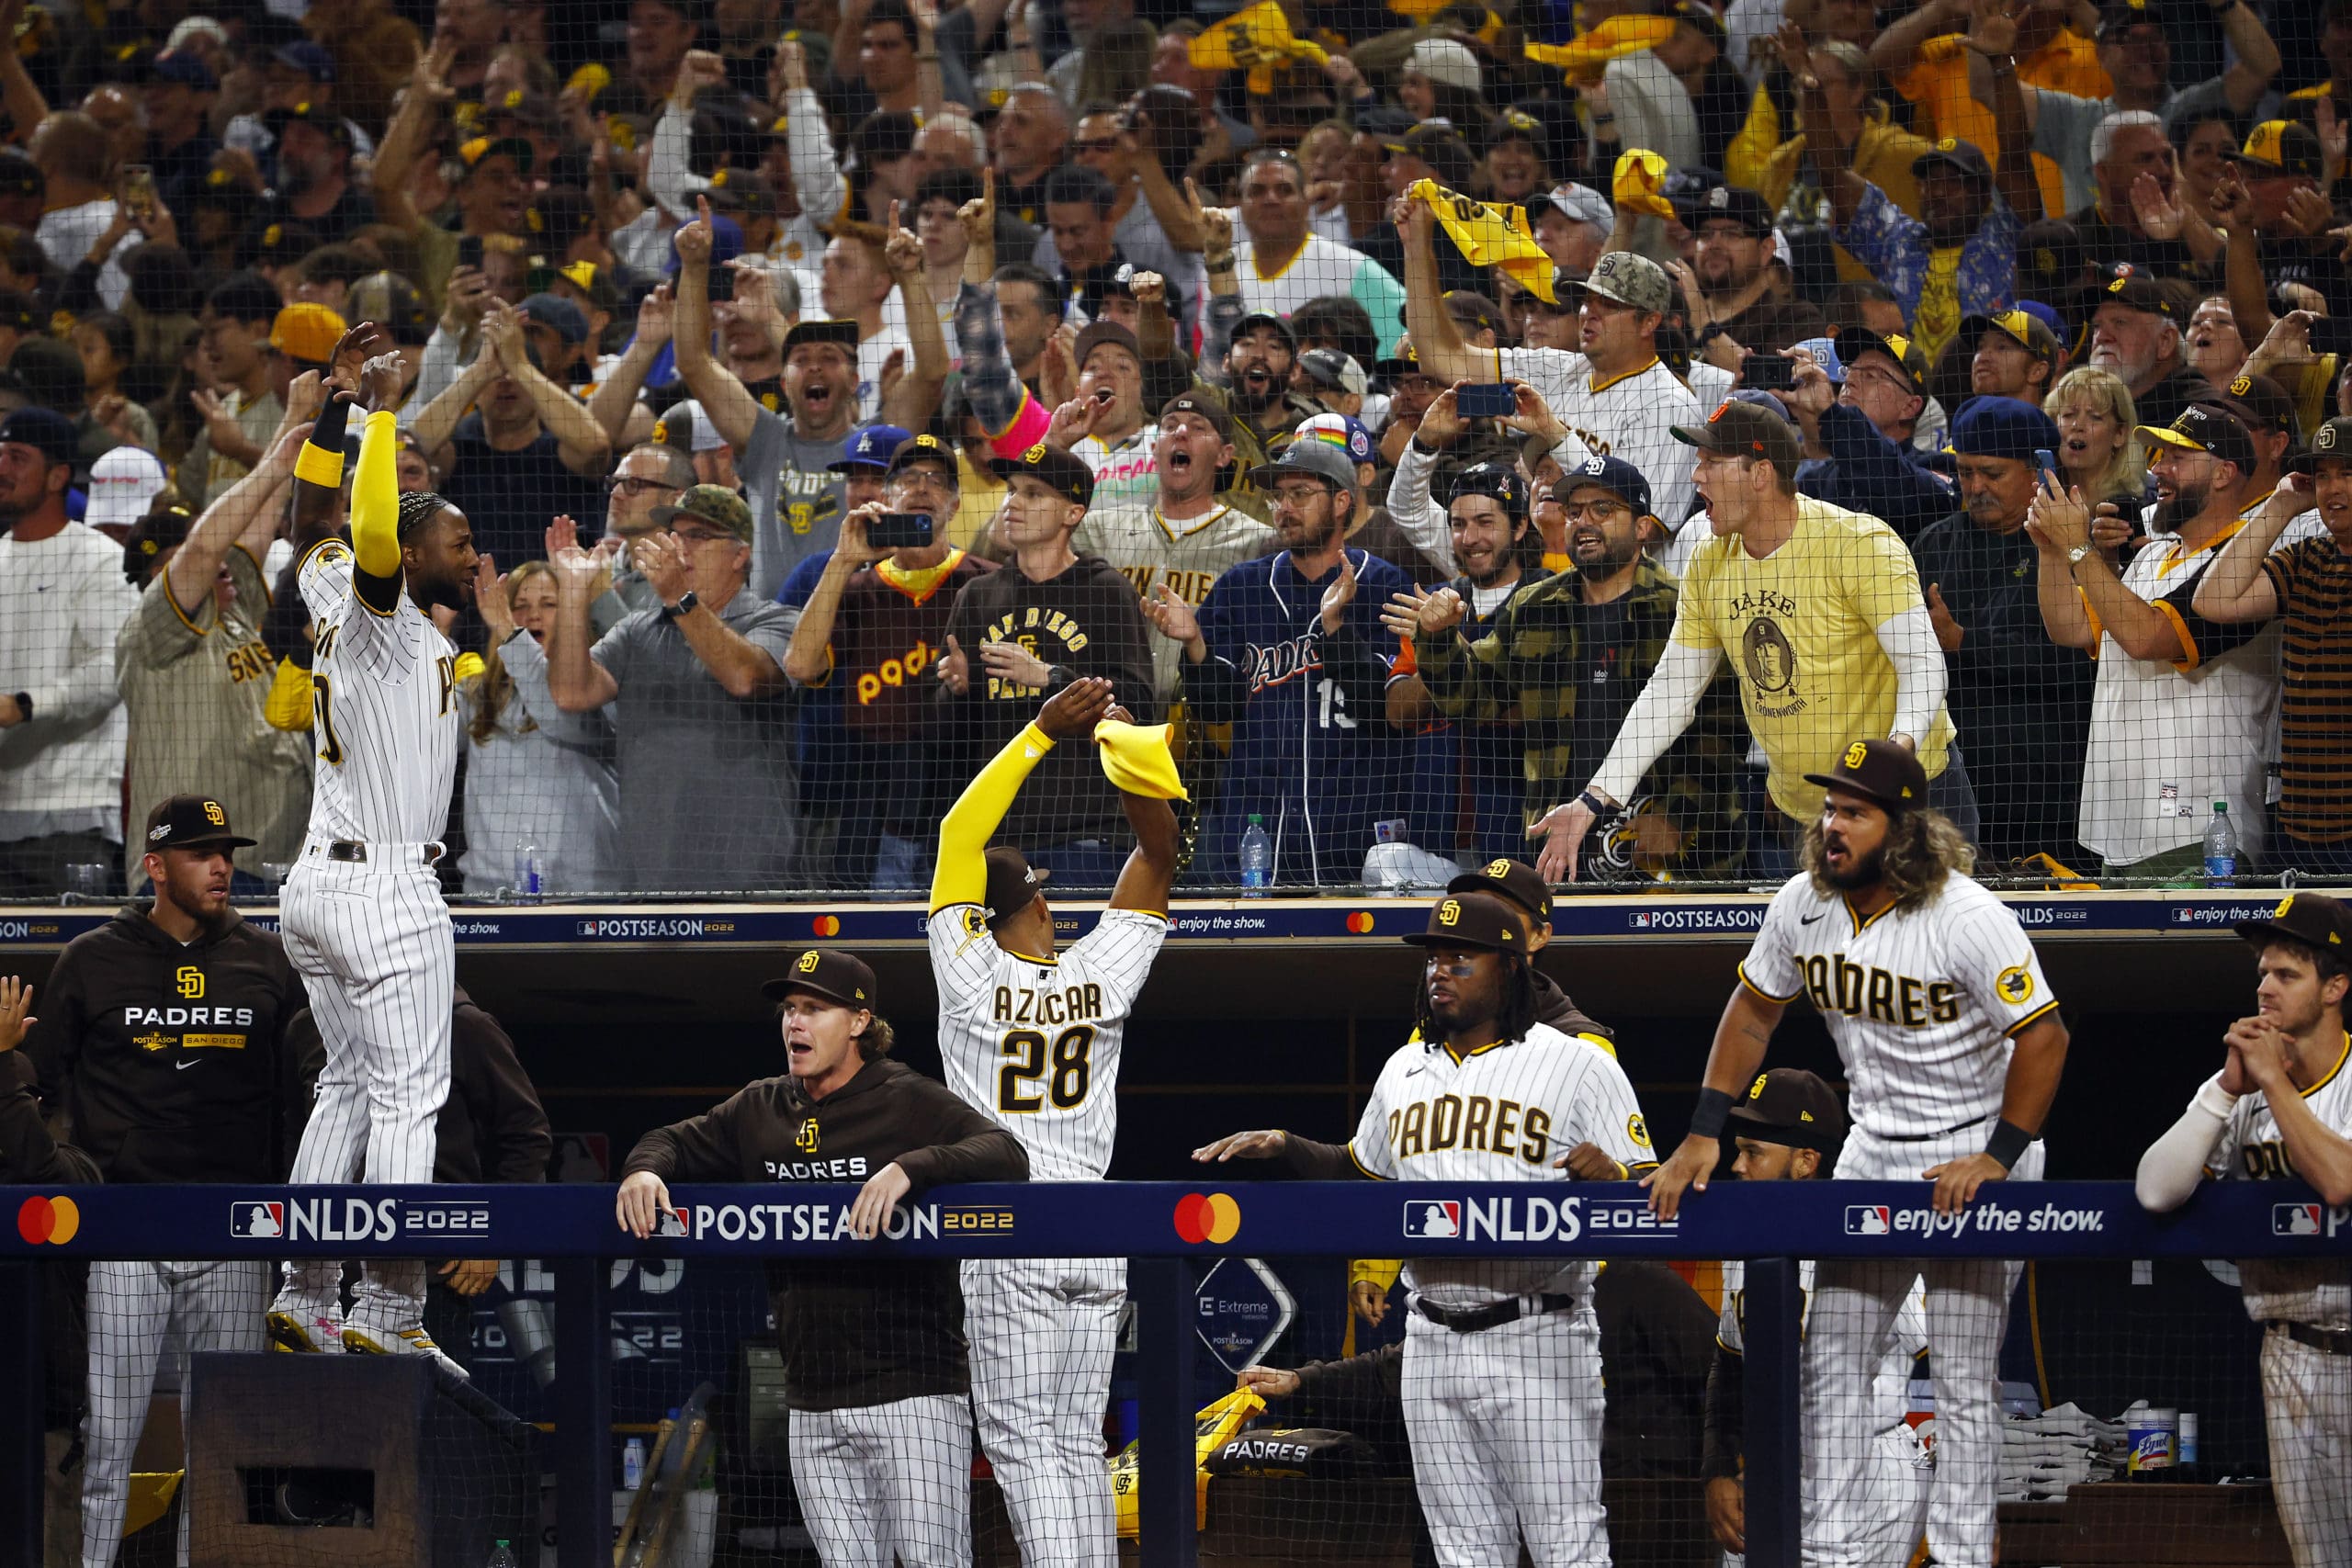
[1403,1201,1462,1239]
[2274,1203,2323,1236]
[654,1208,691,1238]
[231,1201,285,1238]
[1632,913,1653,930]
[1846,1205,1892,1235]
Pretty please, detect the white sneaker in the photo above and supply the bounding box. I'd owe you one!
[340,1318,469,1379]
[266,1296,342,1353]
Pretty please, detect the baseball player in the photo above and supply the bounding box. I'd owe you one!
[2138,893,2352,1568]
[1195,890,1657,1567]
[1646,739,2070,1568]
[929,677,1182,1566]
[618,950,1029,1568]
[266,325,481,1371]
[20,795,305,1568]
[1702,1069,1931,1568]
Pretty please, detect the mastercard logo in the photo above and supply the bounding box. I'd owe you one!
[17,1195,79,1246]
[811,915,841,937]
[1172,1191,1240,1245]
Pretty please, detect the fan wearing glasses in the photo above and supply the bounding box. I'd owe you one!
[587,441,697,636]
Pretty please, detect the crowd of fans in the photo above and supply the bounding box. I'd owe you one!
[2,0,2351,897]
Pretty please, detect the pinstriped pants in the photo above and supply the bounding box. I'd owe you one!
[788,1393,973,1567]
[278,852,453,1316]
[80,1258,269,1567]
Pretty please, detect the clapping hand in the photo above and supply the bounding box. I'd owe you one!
[1317,550,1358,635]
[980,640,1055,690]
[1142,582,1202,645]
[1380,585,1464,643]
[0,976,32,1053]
[476,554,514,640]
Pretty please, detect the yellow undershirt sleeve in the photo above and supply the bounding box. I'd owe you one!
[350,409,401,580]
[929,722,1056,913]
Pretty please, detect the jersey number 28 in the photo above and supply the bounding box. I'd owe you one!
[999,1025,1094,1113]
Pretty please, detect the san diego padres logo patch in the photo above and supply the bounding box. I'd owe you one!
[1627,1113,1652,1149]
[1996,965,2035,1006]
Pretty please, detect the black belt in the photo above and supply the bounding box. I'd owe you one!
[326,840,441,866]
[2269,1320,2352,1357]
[1417,1293,1577,1334]
[1876,1112,1995,1145]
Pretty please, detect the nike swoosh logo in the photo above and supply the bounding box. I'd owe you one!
[175,1058,200,1070]
[1801,913,1826,925]
[33,583,51,592]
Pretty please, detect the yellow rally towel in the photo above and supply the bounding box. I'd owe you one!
[1095,718,1190,801]
[1525,13,1676,73]
[1110,1387,1263,1537]
[1188,0,1329,95]
[1386,0,1453,20]
[127,1472,182,1537]
[1613,147,1676,219]
[1408,179,1557,304]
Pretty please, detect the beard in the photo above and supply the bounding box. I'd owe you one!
[1821,840,1885,890]
[2151,480,2209,534]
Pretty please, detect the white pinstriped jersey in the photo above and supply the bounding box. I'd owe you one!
[1349,1022,1655,1309]
[2204,1036,2352,1330]
[1739,873,2058,1140]
[929,905,1168,1180]
[295,539,462,845]
[1719,1258,1928,1427]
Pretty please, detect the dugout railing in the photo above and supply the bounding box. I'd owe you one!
[0,1179,2343,1567]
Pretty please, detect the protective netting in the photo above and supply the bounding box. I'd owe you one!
[0,0,2343,902]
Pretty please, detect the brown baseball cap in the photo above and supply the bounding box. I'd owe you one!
[990,441,1097,506]
[761,947,878,1009]
[2234,891,2352,953]
[1803,737,1929,814]
[2137,402,2258,476]
[1672,399,1804,479]
[1726,1067,1848,1153]
[1160,393,1234,446]
[143,795,257,852]
[2288,415,2352,474]
[982,846,1049,928]
[1399,890,1532,955]
[1446,856,1553,923]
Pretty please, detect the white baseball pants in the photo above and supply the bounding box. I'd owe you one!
[1400,1296,1611,1567]
[2262,1325,2352,1568]
[788,1393,973,1568]
[959,1256,1124,1567]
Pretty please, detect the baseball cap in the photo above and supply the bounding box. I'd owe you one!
[1293,412,1374,468]
[1802,737,1930,814]
[458,135,535,179]
[1725,1068,1847,1152]
[761,947,878,1009]
[1684,183,1773,237]
[782,319,861,355]
[2097,0,2162,37]
[1442,290,1507,340]
[1557,451,1654,519]
[1966,308,2064,369]
[650,482,755,542]
[243,219,320,270]
[1581,250,1671,316]
[266,101,354,150]
[271,40,337,82]
[1791,336,1846,384]
[268,302,345,366]
[86,446,168,532]
[1838,327,1929,395]
[982,845,1047,926]
[1913,137,1995,183]
[1446,856,1552,922]
[1405,37,1482,92]
[0,150,40,198]
[883,431,959,484]
[832,423,913,472]
[2094,264,2177,320]
[1492,107,1544,148]
[2233,120,2324,180]
[1298,348,1368,397]
[347,272,432,345]
[530,255,621,315]
[990,441,1096,506]
[655,400,729,455]
[0,406,78,468]
[1383,122,1476,191]
[1073,320,1142,371]
[518,292,590,345]
[143,794,256,852]
[2287,415,2352,475]
[2136,401,2257,475]
[1234,310,1296,350]
[149,51,218,91]
[2217,370,2299,448]
[1159,393,1234,446]
[1949,396,2062,462]
[1449,459,1528,519]
[1544,183,1612,229]
[119,500,192,582]
[1248,439,1358,494]
[1671,399,1804,479]
[2234,891,2352,953]
[1398,890,1532,955]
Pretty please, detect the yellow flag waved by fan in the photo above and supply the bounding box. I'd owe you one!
[1385,0,1453,21]
[1188,0,1329,95]
[1524,12,1675,73]
[1612,147,1676,219]
[1095,718,1190,802]
[1408,179,1555,304]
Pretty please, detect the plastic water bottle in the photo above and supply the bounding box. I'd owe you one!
[1238,816,1271,897]
[621,1436,647,1489]
[486,1541,517,1568]
[513,840,544,902]
[2202,803,2237,886]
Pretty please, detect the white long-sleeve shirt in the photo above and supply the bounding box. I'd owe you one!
[0,523,141,840]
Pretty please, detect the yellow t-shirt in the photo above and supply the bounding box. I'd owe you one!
[1895,34,2070,221]
[1672,496,1955,821]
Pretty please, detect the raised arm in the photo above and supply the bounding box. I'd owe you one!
[931,678,1114,910]
[2193,480,2301,624]
[371,44,455,235]
[543,527,623,712]
[783,513,885,684]
[2025,477,2182,660]
[1867,0,1963,86]
[405,340,499,468]
[481,305,613,472]
[671,196,763,450]
[165,378,317,614]
[879,205,950,430]
[0,0,51,148]
[589,284,673,444]
[1972,4,2041,225]
[1395,191,1488,387]
[346,339,409,612]
[2215,0,2281,117]
[1106,722,1182,913]
[1783,24,1867,230]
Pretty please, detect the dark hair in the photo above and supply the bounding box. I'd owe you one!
[10,336,86,414]
[1826,278,1900,340]
[397,489,456,543]
[205,270,283,324]
[991,262,1058,307]
[1290,295,1377,370]
[863,0,916,43]
[74,310,133,367]
[912,166,982,214]
[1800,807,1974,912]
[690,96,766,179]
[1126,85,1204,185]
[1410,950,1542,1052]
[0,225,46,282]
[121,242,201,315]
[298,243,376,291]
[2262,934,2352,989]
[1043,163,1117,214]
[2165,104,2247,157]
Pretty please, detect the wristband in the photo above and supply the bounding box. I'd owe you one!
[1204,251,1236,271]
[1576,787,1614,817]
[1984,1118,2034,1170]
[1689,1087,1736,1141]
[293,443,345,488]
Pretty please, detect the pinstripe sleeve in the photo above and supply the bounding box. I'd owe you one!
[1349,1056,1402,1179]
[1071,908,1169,1014]
[1950,886,2057,1035]
[1738,881,1805,1003]
[927,904,1000,1008]
[1574,1047,1657,1174]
